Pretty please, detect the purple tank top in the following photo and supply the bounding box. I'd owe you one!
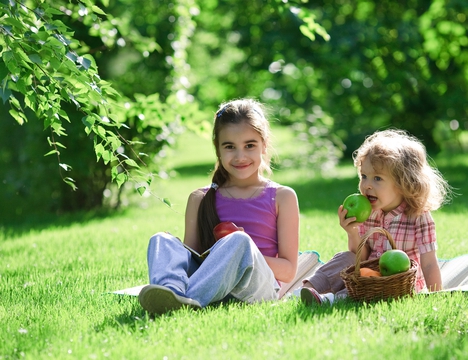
[215,180,279,257]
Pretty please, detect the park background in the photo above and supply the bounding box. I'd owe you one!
[1,1,468,359]
[1,0,467,217]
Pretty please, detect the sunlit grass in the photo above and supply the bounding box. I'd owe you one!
[1,128,467,359]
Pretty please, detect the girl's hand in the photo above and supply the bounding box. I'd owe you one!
[339,205,366,257]
[338,205,359,234]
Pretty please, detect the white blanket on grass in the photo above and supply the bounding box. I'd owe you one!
[112,253,468,298]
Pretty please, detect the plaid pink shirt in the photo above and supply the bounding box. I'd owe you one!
[358,202,437,292]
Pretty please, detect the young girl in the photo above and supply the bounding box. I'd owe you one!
[139,98,300,314]
[300,129,451,305]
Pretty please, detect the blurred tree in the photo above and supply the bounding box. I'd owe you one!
[186,0,468,160]
[1,0,467,219]
[0,0,205,216]
[300,0,468,156]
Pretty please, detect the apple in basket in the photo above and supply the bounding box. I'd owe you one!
[379,250,411,276]
[360,268,381,277]
[213,221,240,241]
[342,193,372,223]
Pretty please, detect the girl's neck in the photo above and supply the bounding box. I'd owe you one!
[221,177,267,199]
[224,176,266,189]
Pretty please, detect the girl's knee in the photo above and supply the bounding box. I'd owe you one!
[148,232,181,249]
[219,231,253,250]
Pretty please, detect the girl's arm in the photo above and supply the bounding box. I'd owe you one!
[420,250,442,292]
[263,186,299,283]
[183,189,204,253]
[338,205,369,260]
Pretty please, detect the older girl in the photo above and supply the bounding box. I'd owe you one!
[139,98,299,314]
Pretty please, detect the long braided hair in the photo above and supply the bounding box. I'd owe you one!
[196,98,273,252]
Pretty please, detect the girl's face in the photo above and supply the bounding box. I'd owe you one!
[217,122,266,183]
[358,157,404,214]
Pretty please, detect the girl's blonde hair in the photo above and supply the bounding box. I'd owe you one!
[197,98,273,251]
[353,129,451,218]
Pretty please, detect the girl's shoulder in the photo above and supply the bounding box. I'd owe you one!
[269,181,298,203]
[414,210,435,225]
[188,187,206,202]
[267,180,296,192]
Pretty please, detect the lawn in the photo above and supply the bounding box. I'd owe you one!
[1,127,467,359]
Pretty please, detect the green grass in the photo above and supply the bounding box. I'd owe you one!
[1,128,468,359]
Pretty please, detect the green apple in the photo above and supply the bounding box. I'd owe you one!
[379,250,411,276]
[342,193,372,223]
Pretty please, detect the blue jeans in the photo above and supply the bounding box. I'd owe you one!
[146,231,279,307]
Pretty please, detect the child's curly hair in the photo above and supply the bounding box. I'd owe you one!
[353,129,452,217]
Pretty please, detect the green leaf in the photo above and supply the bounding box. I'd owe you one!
[63,177,78,191]
[53,141,67,149]
[59,163,72,171]
[124,159,139,168]
[44,7,67,16]
[28,54,42,64]
[91,5,106,15]
[66,51,78,63]
[24,92,37,111]
[9,109,27,125]
[109,137,121,151]
[82,115,95,134]
[44,149,59,156]
[111,166,119,181]
[0,86,12,104]
[9,96,21,110]
[95,125,106,139]
[163,198,172,207]
[95,143,105,161]
[58,110,70,122]
[115,173,127,188]
[77,56,92,71]
[299,25,316,41]
[1,17,24,29]
[136,186,146,196]
[102,150,113,164]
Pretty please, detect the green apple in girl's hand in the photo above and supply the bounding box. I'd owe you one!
[379,250,411,276]
[342,193,372,223]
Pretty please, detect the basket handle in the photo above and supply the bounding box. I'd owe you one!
[353,227,397,276]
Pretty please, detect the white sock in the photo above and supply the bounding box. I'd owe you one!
[322,292,335,304]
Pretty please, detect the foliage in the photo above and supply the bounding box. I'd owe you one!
[1,0,468,217]
[0,0,207,214]
[304,0,468,155]
[186,0,468,159]
[1,132,467,358]
[1,0,123,190]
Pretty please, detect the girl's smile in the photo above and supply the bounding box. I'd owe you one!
[217,122,266,184]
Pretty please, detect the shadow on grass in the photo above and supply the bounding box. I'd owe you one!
[290,177,358,213]
[173,162,214,178]
[293,295,412,321]
[434,161,468,213]
[0,206,130,239]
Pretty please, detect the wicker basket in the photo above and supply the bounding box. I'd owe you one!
[340,227,418,302]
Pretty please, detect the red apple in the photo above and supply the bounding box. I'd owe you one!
[213,221,240,241]
[342,193,372,223]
